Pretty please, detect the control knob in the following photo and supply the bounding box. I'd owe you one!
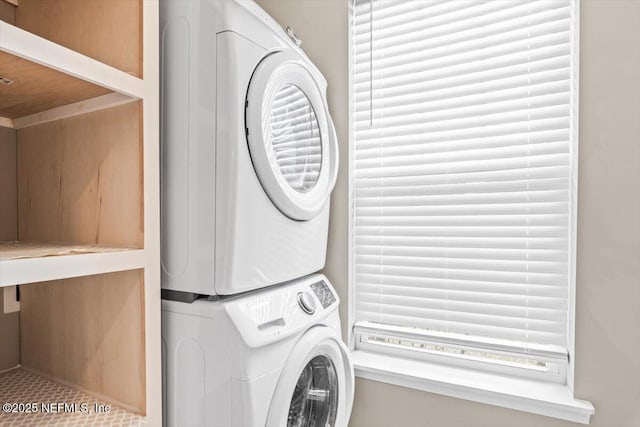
[297,291,316,315]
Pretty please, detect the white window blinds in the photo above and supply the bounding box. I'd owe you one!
[350,0,579,375]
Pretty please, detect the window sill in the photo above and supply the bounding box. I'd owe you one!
[351,350,594,424]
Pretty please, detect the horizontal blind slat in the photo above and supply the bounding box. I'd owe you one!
[354,178,569,199]
[355,153,569,179]
[357,283,567,308]
[354,80,570,124]
[356,280,567,299]
[356,294,567,322]
[355,263,567,285]
[356,253,567,274]
[354,165,569,187]
[356,275,569,296]
[355,234,568,249]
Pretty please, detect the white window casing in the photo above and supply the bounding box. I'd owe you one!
[348,0,594,422]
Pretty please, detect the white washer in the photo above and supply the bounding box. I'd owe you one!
[160,0,339,297]
[162,274,354,427]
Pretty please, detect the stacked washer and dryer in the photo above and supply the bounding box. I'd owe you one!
[160,1,354,426]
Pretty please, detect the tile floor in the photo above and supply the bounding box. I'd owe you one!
[0,368,146,427]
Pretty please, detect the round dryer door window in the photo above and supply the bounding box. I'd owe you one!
[246,51,338,221]
[267,84,322,193]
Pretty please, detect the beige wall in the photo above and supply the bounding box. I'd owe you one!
[0,127,20,371]
[257,1,639,426]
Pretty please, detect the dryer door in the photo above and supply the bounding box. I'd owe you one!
[246,50,339,221]
[266,327,354,427]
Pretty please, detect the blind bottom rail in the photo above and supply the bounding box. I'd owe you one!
[354,321,569,364]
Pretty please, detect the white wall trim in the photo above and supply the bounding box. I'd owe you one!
[567,0,581,395]
[141,1,162,425]
[346,0,357,350]
[353,350,594,424]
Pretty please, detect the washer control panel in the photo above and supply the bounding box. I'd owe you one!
[222,274,339,348]
[310,280,336,309]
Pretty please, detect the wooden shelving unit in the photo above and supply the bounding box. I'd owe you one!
[0,0,160,425]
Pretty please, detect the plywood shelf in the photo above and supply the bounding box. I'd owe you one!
[0,368,147,426]
[0,20,144,129]
[0,241,144,286]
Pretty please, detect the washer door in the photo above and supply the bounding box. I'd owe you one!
[266,327,354,427]
[246,50,339,221]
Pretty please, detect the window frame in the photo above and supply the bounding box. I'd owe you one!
[347,0,593,423]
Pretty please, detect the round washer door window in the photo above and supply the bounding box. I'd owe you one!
[266,327,354,427]
[287,355,338,427]
[246,51,338,221]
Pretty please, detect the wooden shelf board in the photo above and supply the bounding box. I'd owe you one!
[0,241,144,286]
[0,21,145,111]
[0,368,147,426]
[0,50,110,120]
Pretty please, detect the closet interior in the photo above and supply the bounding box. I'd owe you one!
[0,0,160,424]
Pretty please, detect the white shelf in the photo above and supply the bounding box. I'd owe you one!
[11,93,138,129]
[0,242,145,287]
[0,20,144,97]
[0,20,144,128]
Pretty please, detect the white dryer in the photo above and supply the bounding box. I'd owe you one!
[162,274,354,427]
[160,0,339,297]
